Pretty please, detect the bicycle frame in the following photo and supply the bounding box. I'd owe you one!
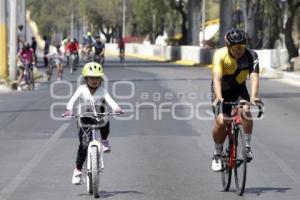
[221,100,264,195]
[226,108,242,169]
[20,61,34,90]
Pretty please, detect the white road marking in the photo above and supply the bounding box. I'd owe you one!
[255,138,300,188]
[0,123,69,200]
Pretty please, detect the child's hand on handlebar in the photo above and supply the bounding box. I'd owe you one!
[64,109,73,117]
[114,108,124,114]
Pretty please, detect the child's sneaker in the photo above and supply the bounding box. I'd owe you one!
[101,140,111,153]
[72,168,82,185]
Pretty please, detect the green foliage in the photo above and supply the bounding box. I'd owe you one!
[82,0,123,29]
[131,0,172,36]
[27,0,80,35]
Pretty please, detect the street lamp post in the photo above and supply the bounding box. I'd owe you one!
[9,0,17,81]
[122,0,126,38]
[201,0,205,46]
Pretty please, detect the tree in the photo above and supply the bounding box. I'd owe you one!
[27,0,81,38]
[82,0,123,42]
[271,0,300,63]
[260,0,281,48]
[219,0,233,46]
[131,0,170,43]
[170,0,188,45]
[283,0,300,61]
[187,0,201,45]
[242,0,262,48]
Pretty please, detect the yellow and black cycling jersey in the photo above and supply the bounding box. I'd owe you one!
[212,47,259,91]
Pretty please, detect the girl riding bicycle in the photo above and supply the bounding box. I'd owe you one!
[47,44,64,80]
[64,62,123,185]
[17,42,35,90]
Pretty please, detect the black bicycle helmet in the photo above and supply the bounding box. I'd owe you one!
[224,28,248,45]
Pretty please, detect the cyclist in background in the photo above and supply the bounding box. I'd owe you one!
[93,36,105,65]
[211,28,261,172]
[118,37,125,62]
[17,42,35,90]
[47,44,64,80]
[83,32,95,60]
[65,39,79,70]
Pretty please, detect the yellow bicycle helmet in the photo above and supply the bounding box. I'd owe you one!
[82,62,104,78]
[87,31,92,36]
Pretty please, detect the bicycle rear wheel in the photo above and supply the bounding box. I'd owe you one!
[27,69,34,90]
[221,136,232,191]
[234,125,247,196]
[70,59,74,74]
[91,146,100,198]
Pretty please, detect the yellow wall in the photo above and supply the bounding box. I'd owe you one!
[0,24,8,79]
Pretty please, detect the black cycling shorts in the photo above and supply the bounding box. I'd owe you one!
[211,83,250,116]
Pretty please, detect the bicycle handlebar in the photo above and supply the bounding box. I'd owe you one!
[217,100,264,118]
[61,111,124,119]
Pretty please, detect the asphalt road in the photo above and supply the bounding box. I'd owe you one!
[0,56,300,200]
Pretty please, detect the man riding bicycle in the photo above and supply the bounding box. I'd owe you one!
[93,36,105,65]
[82,32,95,60]
[65,39,79,69]
[118,37,125,61]
[17,42,35,90]
[211,28,261,172]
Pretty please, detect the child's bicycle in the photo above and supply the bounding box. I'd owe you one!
[62,111,123,198]
[219,100,264,196]
[20,61,35,91]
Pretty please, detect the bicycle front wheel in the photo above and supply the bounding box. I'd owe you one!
[70,60,74,74]
[86,167,93,194]
[91,146,100,198]
[47,65,53,81]
[234,125,247,196]
[221,136,232,191]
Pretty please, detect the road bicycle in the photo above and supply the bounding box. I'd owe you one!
[119,49,125,62]
[220,100,264,196]
[63,107,123,198]
[70,53,77,75]
[94,54,105,65]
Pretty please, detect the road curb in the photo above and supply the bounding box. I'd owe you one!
[125,53,168,62]
[282,71,300,82]
[261,68,300,84]
[1,66,47,91]
[115,52,211,67]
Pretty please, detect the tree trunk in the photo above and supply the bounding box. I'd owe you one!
[180,9,188,45]
[242,0,260,48]
[187,0,200,45]
[284,2,300,62]
[99,24,114,43]
[219,0,233,46]
[170,0,188,45]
